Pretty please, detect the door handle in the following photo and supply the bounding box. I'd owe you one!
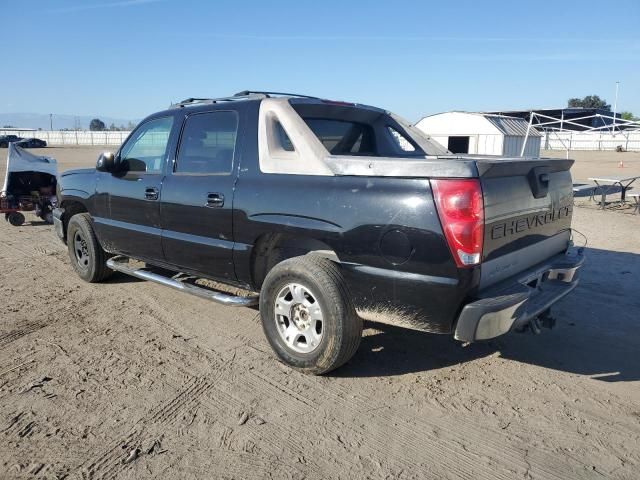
[206,192,224,208]
[144,187,159,201]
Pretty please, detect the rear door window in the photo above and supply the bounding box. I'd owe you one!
[176,111,238,174]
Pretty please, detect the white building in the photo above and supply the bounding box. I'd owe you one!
[415,112,542,157]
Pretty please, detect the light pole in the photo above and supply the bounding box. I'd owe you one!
[612,81,620,133]
[49,113,53,131]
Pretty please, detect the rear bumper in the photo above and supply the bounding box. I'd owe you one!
[454,249,585,342]
[53,207,65,242]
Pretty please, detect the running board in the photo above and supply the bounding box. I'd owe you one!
[106,256,259,307]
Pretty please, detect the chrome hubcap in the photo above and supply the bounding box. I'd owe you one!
[73,231,90,268]
[274,283,323,354]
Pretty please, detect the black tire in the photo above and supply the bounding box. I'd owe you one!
[66,213,112,282]
[7,212,25,226]
[259,255,362,375]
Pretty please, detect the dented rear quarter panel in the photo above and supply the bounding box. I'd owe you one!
[232,105,474,334]
[233,173,477,333]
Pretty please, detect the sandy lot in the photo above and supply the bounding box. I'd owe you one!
[0,147,639,479]
[541,149,640,183]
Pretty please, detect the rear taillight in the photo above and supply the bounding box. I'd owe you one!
[431,179,484,268]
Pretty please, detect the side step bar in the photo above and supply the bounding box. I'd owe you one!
[106,256,259,307]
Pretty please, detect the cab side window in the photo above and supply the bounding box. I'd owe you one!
[119,116,174,174]
[176,111,238,174]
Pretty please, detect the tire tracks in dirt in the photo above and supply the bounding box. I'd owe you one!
[118,286,594,479]
[0,321,49,349]
[80,377,213,480]
[1,221,637,479]
[113,300,589,479]
[99,296,594,478]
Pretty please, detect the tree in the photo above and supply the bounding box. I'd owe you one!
[620,111,637,121]
[90,118,106,131]
[567,95,611,110]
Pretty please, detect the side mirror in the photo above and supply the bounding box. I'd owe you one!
[96,152,115,172]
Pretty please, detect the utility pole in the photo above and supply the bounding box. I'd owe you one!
[49,113,53,131]
[612,81,620,133]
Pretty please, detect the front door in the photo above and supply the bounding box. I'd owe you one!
[160,109,240,280]
[95,116,175,262]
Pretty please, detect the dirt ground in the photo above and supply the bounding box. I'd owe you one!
[541,149,640,182]
[0,146,639,479]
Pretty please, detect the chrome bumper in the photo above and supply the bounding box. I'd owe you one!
[454,249,585,342]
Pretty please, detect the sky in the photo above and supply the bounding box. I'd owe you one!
[1,0,639,123]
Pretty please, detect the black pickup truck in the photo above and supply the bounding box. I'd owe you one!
[53,91,584,374]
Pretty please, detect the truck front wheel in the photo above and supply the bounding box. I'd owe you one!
[66,213,112,283]
[260,256,362,375]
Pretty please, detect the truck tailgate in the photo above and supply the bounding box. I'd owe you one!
[476,157,574,289]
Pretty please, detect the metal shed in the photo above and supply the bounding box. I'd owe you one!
[415,112,542,157]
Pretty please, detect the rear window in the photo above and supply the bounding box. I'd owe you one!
[291,102,430,157]
[302,119,376,156]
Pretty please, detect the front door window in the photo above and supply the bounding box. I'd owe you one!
[119,116,174,173]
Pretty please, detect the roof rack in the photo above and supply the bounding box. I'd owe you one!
[170,94,263,108]
[170,90,319,108]
[233,90,320,99]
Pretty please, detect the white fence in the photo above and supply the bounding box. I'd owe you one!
[4,128,640,152]
[0,129,131,146]
[542,130,640,152]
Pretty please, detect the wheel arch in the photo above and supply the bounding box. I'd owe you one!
[250,232,340,290]
[59,198,89,242]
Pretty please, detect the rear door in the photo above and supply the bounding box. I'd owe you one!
[159,108,240,280]
[477,157,575,288]
[95,116,176,261]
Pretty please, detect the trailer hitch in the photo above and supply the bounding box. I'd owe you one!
[515,309,556,335]
[539,309,556,329]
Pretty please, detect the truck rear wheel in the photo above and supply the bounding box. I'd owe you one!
[66,213,112,283]
[259,256,362,375]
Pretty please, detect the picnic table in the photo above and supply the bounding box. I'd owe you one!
[588,175,640,209]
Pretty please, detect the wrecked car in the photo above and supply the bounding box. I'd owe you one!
[1,143,57,226]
